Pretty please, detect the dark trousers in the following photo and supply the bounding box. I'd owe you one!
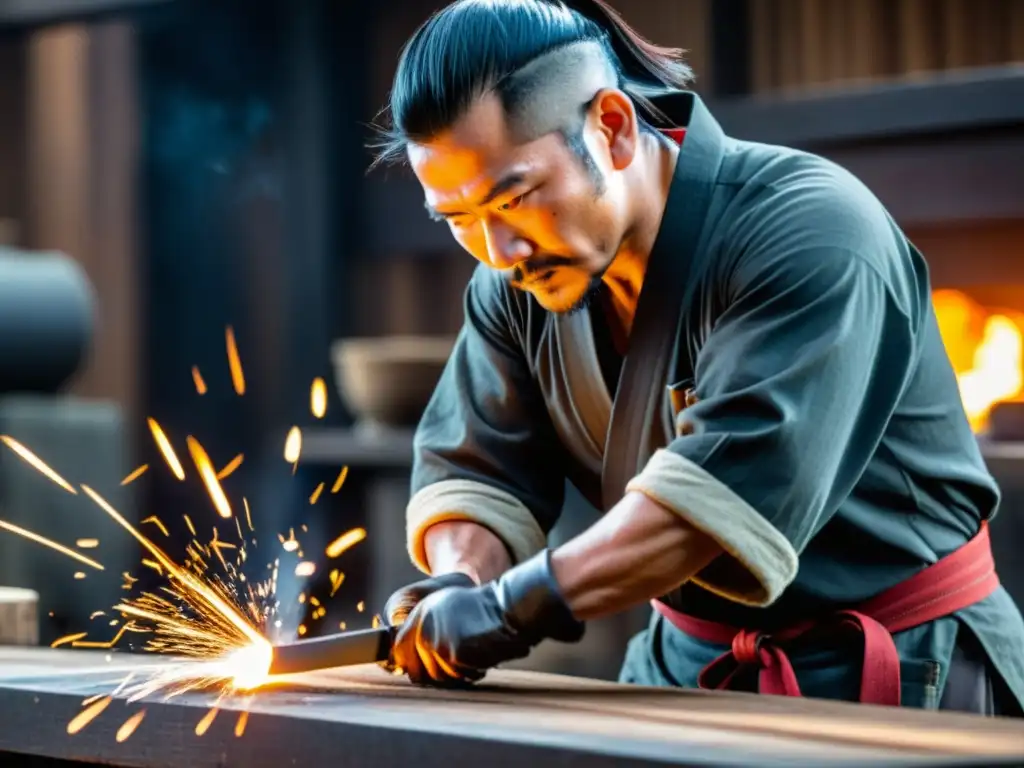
[941,630,1022,717]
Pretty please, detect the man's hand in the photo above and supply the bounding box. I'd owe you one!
[383,571,476,626]
[391,550,584,686]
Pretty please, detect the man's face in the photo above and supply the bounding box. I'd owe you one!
[408,93,627,314]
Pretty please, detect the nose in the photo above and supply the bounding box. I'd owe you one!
[482,218,532,270]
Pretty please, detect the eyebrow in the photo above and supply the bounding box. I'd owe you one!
[425,172,527,220]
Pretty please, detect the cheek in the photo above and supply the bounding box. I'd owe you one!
[451,226,492,266]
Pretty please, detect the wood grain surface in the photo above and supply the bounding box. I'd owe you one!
[0,648,1020,767]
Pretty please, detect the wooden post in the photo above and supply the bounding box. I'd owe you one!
[0,587,38,646]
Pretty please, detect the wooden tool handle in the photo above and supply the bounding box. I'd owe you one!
[0,587,39,646]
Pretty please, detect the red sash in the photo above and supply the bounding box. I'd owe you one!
[653,522,998,706]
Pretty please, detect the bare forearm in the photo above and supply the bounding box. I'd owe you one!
[551,491,722,620]
[424,520,513,584]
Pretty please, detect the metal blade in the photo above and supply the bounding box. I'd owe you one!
[268,626,394,675]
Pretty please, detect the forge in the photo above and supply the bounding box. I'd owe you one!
[0,648,1022,767]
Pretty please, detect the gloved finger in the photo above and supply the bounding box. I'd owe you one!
[384,592,418,626]
[392,623,427,684]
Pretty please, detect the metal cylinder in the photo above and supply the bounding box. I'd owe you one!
[0,249,95,394]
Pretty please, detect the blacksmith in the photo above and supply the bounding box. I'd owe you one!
[374,0,1024,714]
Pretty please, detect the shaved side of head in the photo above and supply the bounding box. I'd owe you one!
[499,39,619,143]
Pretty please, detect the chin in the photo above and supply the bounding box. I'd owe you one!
[534,282,600,316]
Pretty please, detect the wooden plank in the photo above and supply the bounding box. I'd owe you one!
[0,648,1021,768]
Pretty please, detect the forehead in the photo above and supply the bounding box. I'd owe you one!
[408,93,558,202]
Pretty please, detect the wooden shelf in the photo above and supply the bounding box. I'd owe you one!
[300,425,415,468]
[707,65,1024,148]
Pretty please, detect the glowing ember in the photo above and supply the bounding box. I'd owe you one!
[186,436,233,519]
[234,710,249,738]
[326,527,366,559]
[195,707,218,736]
[217,453,244,480]
[331,466,348,493]
[192,365,208,395]
[295,561,316,577]
[115,710,146,742]
[68,697,112,734]
[225,326,246,395]
[74,572,86,579]
[310,377,327,419]
[121,464,149,486]
[0,435,77,494]
[309,482,325,505]
[76,538,99,549]
[147,418,186,481]
[283,427,302,464]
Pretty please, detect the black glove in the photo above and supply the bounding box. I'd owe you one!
[383,571,476,626]
[391,549,585,687]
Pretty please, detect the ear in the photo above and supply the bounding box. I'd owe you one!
[589,88,638,171]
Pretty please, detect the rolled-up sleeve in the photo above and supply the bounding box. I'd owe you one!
[407,267,566,573]
[628,182,920,607]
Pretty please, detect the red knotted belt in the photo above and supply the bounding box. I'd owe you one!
[653,521,999,706]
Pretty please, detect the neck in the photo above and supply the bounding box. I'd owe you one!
[600,132,679,337]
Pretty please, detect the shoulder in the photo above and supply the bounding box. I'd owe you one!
[717,142,924,315]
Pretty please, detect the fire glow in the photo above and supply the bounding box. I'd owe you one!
[0,330,365,743]
[933,289,1024,433]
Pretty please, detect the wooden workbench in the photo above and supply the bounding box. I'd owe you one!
[0,647,1020,767]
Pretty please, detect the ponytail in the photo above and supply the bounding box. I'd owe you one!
[559,0,693,124]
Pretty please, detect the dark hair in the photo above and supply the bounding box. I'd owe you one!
[369,0,693,169]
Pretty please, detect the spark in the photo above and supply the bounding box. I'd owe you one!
[147,419,185,480]
[67,697,112,734]
[0,435,77,494]
[186,436,232,518]
[234,710,249,738]
[295,562,315,577]
[72,622,134,649]
[216,453,244,480]
[51,632,88,648]
[191,366,207,395]
[329,570,345,597]
[76,538,99,549]
[121,464,149,486]
[90,611,106,619]
[195,708,218,736]
[225,327,246,395]
[326,527,366,559]
[283,426,301,469]
[331,466,349,493]
[310,377,327,418]
[279,529,298,552]
[116,711,146,742]
[80,485,266,647]
[357,601,365,613]
[74,572,86,579]
[243,498,253,531]
[0,519,104,570]
[141,516,169,537]
[309,482,325,505]
[183,514,196,536]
